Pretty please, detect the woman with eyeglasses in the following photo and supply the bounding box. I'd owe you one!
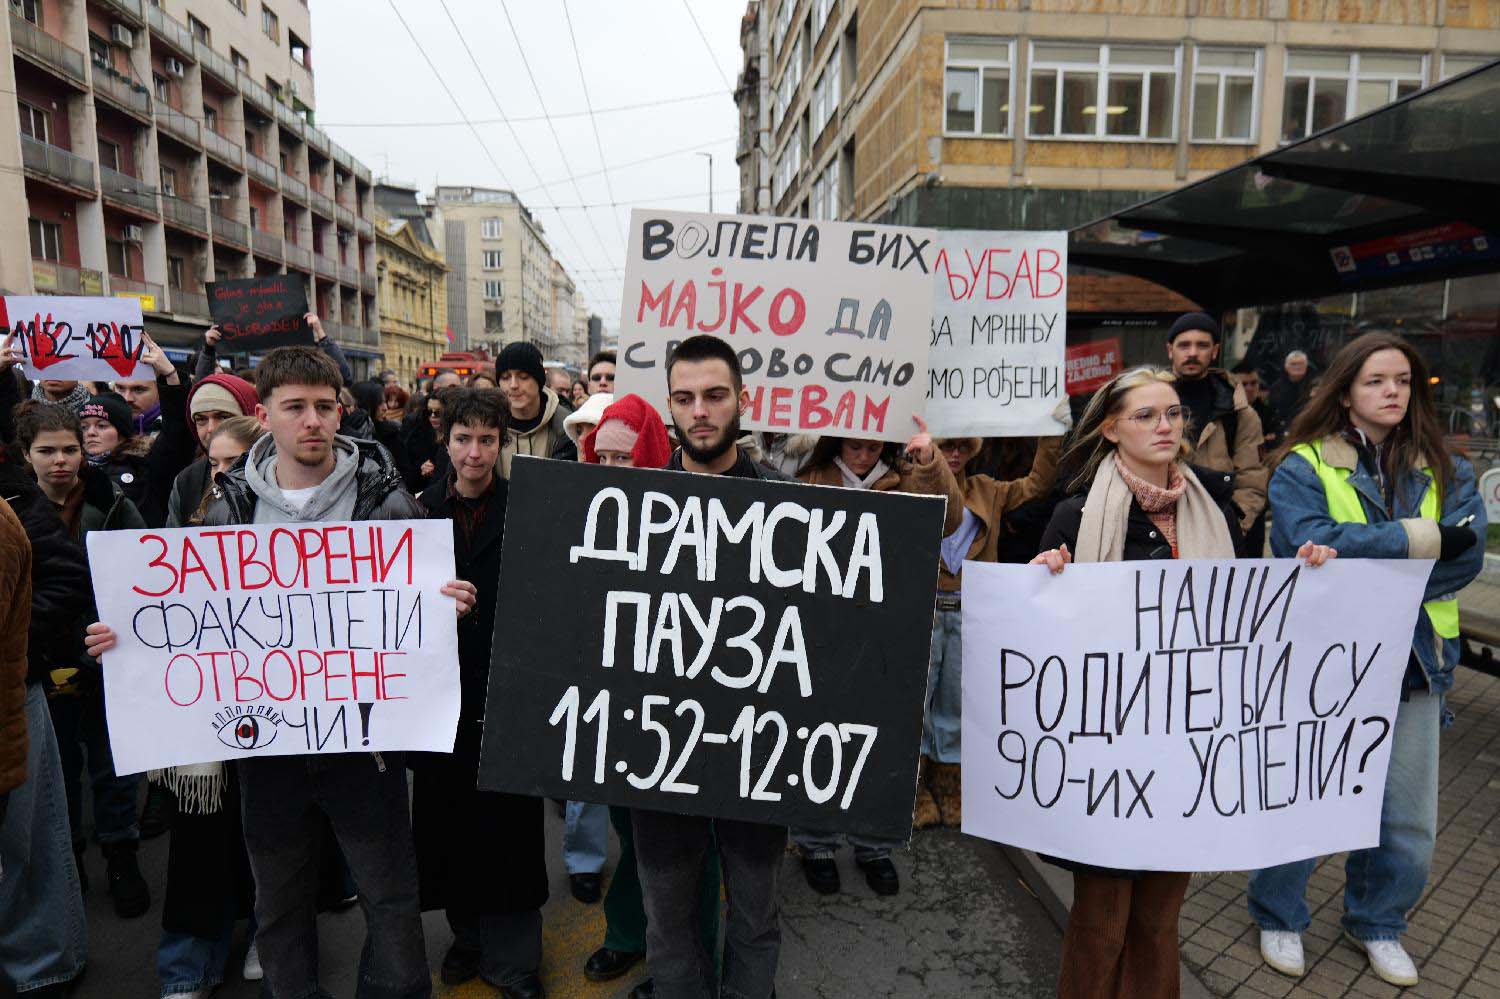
[1032,366,1332,999]
[919,405,1067,830]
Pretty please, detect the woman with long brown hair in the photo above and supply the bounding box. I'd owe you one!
[1032,366,1334,999]
[1248,332,1485,988]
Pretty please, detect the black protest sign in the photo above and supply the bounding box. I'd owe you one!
[207,275,312,351]
[479,457,945,839]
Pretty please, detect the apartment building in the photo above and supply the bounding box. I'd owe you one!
[4,0,382,374]
[374,187,447,388]
[738,0,1500,359]
[431,185,577,358]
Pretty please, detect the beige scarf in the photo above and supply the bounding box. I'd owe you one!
[1074,453,1235,563]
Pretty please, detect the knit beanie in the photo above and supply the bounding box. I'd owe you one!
[592,418,639,455]
[187,373,258,420]
[1167,312,1221,344]
[78,392,134,441]
[495,341,546,389]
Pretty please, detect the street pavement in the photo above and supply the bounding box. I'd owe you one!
[69,805,1061,998]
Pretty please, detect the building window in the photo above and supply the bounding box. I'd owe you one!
[1191,48,1259,142]
[203,105,218,133]
[97,139,121,172]
[160,166,177,197]
[1441,53,1490,80]
[12,0,39,25]
[1281,51,1425,142]
[812,0,833,38]
[153,73,170,102]
[481,217,502,239]
[811,44,842,137]
[167,255,185,290]
[231,47,249,72]
[1028,42,1178,140]
[261,4,278,41]
[944,38,1013,136]
[483,280,503,299]
[106,238,131,278]
[482,250,503,268]
[89,33,110,70]
[227,0,246,11]
[29,218,62,261]
[188,14,210,43]
[17,100,49,143]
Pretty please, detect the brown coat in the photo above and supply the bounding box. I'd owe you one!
[0,497,33,795]
[797,451,966,537]
[1190,376,1268,531]
[938,436,1062,592]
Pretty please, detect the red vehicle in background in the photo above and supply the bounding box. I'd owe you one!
[418,350,494,381]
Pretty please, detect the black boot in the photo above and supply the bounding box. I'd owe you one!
[139,784,175,840]
[102,840,150,918]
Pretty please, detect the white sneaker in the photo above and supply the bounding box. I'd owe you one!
[242,941,263,981]
[1260,929,1306,977]
[1348,933,1419,986]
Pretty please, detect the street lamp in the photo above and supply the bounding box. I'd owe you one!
[697,152,713,213]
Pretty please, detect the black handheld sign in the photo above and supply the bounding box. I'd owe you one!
[207,275,312,352]
[478,457,945,840]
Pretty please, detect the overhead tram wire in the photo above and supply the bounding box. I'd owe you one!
[434,0,617,284]
[679,0,737,92]
[515,135,736,197]
[562,0,627,248]
[497,0,628,260]
[317,91,728,128]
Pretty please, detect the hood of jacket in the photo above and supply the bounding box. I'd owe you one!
[512,387,563,441]
[580,393,672,469]
[240,432,361,521]
[211,434,415,524]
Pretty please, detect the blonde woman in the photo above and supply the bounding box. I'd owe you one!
[1032,366,1333,999]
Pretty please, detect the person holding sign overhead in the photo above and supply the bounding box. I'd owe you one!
[1248,332,1485,988]
[1031,366,1335,999]
[84,345,480,999]
[789,417,962,896]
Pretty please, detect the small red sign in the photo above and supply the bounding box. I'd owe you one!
[1065,338,1121,396]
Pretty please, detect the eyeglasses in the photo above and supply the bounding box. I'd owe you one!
[589,372,611,383]
[1122,406,1189,428]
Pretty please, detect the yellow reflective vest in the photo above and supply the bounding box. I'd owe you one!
[1291,440,1460,639]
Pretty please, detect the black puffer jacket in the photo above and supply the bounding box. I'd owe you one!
[204,436,422,525]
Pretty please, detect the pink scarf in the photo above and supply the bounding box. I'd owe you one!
[1115,460,1187,556]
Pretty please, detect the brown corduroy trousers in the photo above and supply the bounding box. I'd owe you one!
[1057,870,1192,999]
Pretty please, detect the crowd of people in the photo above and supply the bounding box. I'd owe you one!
[0,312,1482,999]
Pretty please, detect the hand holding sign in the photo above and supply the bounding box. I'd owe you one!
[905,415,935,464]
[1,295,150,382]
[207,276,312,352]
[0,330,17,373]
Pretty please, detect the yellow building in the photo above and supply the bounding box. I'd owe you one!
[376,219,449,387]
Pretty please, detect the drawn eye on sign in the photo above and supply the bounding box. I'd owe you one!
[214,711,280,751]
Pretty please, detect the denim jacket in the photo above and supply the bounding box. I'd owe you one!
[1268,433,1486,696]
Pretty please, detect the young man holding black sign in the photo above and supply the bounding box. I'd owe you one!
[85,346,478,999]
[414,388,547,998]
[632,334,789,999]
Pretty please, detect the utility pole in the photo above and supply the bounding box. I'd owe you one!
[698,152,714,213]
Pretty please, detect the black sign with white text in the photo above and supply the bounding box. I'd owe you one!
[478,457,945,840]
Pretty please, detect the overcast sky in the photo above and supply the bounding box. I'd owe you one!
[310,0,747,338]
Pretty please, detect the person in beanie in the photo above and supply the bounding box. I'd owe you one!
[164,373,259,528]
[1164,312,1267,534]
[496,341,575,477]
[415,388,547,997]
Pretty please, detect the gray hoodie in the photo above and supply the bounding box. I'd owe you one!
[244,433,362,524]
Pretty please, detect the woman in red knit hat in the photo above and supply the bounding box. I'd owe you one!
[580,393,673,470]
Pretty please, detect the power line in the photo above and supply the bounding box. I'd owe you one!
[561,0,626,249]
[515,135,735,195]
[318,90,728,128]
[680,0,736,93]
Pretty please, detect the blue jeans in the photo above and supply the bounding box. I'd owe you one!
[563,800,608,875]
[157,923,232,997]
[922,609,962,763]
[790,828,898,863]
[49,691,141,847]
[0,684,87,992]
[1248,690,1440,942]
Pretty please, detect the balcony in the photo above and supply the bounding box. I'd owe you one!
[146,4,195,58]
[211,213,249,248]
[99,166,157,215]
[353,160,371,184]
[110,276,164,311]
[361,271,376,294]
[11,15,88,86]
[281,174,308,204]
[32,259,104,295]
[20,135,97,193]
[284,243,312,271]
[314,253,338,280]
[238,72,273,113]
[331,143,353,172]
[154,107,201,148]
[246,151,279,189]
[194,40,237,89]
[161,193,208,233]
[356,217,374,240]
[339,263,359,286]
[201,127,244,171]
[275,101,305,140]
[309,190,334,219]
[252,229,283,260]
[305,127,329,156]
[92,67,152,122]
[100,0,145,27]
[171,287,210,317]
[335,204,355,230]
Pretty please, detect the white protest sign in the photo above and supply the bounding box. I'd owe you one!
[2,295,151,382]
[926,230,1067,437]
[616,209,937,442]
[961,558,1432,872]
[88,520,461,775]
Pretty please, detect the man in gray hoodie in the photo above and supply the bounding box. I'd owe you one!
[87,346,477,999]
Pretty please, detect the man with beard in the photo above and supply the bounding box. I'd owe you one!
[634,334,788,999]
[1164,312,1266,534]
